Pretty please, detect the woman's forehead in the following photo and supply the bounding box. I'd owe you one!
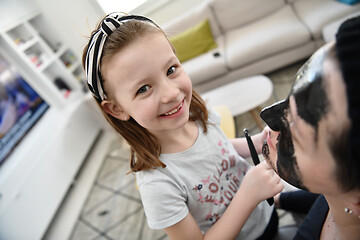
[290,44,335,133]
[291,43,333,95]
[261,43,333,132]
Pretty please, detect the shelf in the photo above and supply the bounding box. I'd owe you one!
[6,23,33,46]
[55,45,67,58]
[59,49,77,69]
[0,12,84,105]
[68,61,81,73]
[72,64,85,81]
[0,98,103,240]
[0,4,104,240]
[28,14,62,53]
[18,36,38,51]
[24,42,50,68]
[72,65,88,93]
[38,55,56,72]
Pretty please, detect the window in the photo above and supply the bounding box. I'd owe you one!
[95,0,149,13]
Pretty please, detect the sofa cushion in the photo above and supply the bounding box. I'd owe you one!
[292,0,360,39]
[181,36,228,86]
[210,0,286,32]
[170,19,218,63]
[161,0,222,38]
[224,5,311,69]
[322,10,360,42]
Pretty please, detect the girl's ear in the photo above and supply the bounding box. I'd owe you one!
[101,100,129,121]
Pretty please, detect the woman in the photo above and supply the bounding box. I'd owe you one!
[260,16,360,239]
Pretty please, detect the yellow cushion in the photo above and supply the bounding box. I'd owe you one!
[169,19,218,63]
[213,105,236,139]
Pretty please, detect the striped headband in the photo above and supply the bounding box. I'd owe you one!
[84,12,158,101]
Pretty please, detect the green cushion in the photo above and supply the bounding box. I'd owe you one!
[169,19,218,63]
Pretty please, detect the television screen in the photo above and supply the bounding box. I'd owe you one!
[0,53,49,165]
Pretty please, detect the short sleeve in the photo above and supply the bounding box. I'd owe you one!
[136,170,189,229]
[207,107,221,125]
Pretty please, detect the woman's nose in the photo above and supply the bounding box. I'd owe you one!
[260,98,288,131]
[269,130,280,143]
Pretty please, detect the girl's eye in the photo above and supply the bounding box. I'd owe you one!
[137,85,150,95]
[167,66,176,76]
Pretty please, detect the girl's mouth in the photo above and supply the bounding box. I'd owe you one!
[161,100,184,116]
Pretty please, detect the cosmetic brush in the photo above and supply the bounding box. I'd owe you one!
[243,128,274,206]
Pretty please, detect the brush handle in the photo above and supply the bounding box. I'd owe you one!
[243,128,274,206]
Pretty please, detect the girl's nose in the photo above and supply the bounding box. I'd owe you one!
[161,81,180,103]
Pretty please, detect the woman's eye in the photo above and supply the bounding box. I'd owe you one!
[137,85,149,95]
[167,66,176,76]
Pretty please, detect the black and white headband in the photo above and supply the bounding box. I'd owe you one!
[85,12,158,101]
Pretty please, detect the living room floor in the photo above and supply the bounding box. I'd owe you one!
[68,60,306,240]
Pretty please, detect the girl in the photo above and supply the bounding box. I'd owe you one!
[83,12,283,239]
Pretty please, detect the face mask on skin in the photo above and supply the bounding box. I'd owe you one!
[260,45,332,190]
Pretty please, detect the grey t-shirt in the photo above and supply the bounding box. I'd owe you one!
[136,109,273,239]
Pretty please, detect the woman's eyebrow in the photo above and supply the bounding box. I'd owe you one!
[288,104,296,124]
[287,97,300,130]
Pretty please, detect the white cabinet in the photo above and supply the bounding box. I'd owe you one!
[0,11,86,108]
[0,98,103,240]
[0,8,105,240]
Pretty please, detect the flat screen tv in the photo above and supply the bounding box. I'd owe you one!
[0,53,49,165]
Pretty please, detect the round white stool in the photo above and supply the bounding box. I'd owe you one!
[201,75,273,130]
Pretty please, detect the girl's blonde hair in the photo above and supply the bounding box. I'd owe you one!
[82,16,209,173]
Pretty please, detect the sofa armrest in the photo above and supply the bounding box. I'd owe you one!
[292,0,360,39]
[322,10,360,42]
[161,0,221,38]
[210,0,286,32]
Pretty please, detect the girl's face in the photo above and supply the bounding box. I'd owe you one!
[101,32,193,136]
[260,43,351,195]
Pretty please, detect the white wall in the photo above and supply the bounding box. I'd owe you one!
[34,0,105,59]
[31,0,206,60]
[131,0,206,26]
[0,0,206,59]
[0,0,104,60]
[0,0,39,29]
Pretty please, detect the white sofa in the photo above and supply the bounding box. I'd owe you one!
[161,0,360,93]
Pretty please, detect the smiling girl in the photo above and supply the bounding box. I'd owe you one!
[83,12,283,239]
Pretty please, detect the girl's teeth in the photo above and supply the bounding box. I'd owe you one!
[164,102,183,116]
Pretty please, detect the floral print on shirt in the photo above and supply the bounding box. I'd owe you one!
[192,137,248,225]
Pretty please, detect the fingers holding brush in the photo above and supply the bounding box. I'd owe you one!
[242,161,284,204]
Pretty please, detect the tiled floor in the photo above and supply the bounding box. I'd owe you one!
[69,60,306,240]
